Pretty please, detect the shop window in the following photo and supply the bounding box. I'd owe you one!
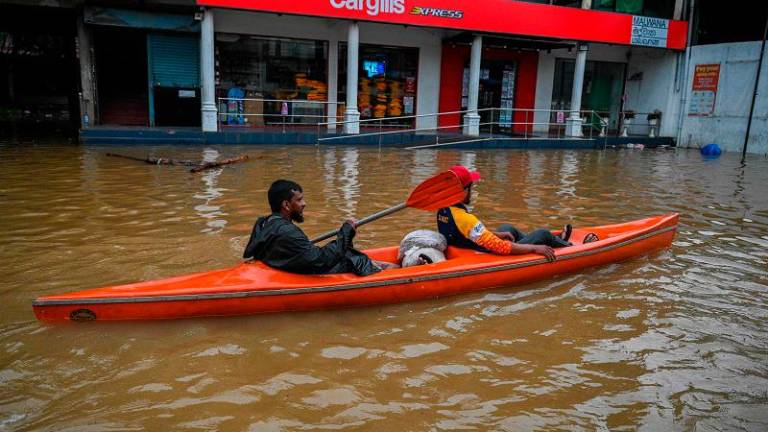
[551,58,626,131]
[460,60,518,134]
[216,34,328,126]
[338,44,419,127]
[0,31,75,125]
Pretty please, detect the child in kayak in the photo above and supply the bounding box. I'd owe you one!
[436,165,588,262]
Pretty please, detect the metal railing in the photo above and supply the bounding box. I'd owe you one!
[316,107,607,148]
[216,97,345,132]
[214,98,662,144]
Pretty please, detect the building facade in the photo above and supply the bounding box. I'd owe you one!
[21,0,768,154]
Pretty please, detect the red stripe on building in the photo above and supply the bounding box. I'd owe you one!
[199,0,688,50]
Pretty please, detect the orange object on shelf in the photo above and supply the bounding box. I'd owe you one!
[33,214,679,322]
[294,73,308,88]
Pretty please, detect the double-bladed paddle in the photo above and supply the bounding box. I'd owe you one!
[310,170,466,243]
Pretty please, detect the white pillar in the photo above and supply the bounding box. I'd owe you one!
[464,35,482,136]
[200,8,218,132]
[673,0,684,20]
[327,39,339,132]
[76,14,96,128]
[566,43,588,137]
[344,22,360,134]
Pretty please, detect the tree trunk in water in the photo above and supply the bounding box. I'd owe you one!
[106,153,250,172]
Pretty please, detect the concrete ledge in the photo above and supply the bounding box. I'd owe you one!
[80,127,676,149]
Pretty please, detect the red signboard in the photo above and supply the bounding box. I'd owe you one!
[689,63,720,116]
[198,0,688,50]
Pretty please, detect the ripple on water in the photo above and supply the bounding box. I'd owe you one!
[1,146,767,430]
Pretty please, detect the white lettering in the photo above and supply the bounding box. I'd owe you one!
[366,0,379,16]
[346,0,362,11]
[329,0,405,16]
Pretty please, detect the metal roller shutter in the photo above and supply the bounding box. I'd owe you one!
[148,33,199,88]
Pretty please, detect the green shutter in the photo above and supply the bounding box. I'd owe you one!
[148,33,199,88]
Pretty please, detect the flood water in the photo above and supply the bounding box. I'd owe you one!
[1,141,766,431]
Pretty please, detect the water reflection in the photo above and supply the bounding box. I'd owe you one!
[339,148,359,218]
[411,149,438,184]
[193,148,228,234]
[320,147,360,219]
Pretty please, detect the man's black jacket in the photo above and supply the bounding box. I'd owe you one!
[243,214,380,276]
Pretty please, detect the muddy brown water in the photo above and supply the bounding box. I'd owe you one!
[0,142,766,431]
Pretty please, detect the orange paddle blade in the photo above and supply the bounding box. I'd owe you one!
[405,170,466,211]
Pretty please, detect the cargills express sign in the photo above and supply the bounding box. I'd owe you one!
[197,0,688,50]
[329,0,407,17]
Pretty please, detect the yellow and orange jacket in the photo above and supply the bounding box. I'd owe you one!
[436,204,513,255]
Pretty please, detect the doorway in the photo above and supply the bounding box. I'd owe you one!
[94,27,148,126]
[551,58,626,132]
[462,60,518,134]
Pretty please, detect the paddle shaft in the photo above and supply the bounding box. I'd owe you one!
[310,202,407,243]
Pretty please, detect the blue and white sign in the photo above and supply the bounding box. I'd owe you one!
[631,16,669,48]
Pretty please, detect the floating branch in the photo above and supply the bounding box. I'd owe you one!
[106,153,250,172]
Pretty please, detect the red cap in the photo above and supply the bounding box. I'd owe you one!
[449,165,481,188]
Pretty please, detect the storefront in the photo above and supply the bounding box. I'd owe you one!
[216,34,329,127]
[338,44,419,126]
[196,0,687,136]
[551,58,627,132]
[0,5,79,132]
[83,7,200,127]
[211,9,442,131]
[439,42,540,135]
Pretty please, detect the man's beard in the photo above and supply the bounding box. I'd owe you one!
[291,210,304,223]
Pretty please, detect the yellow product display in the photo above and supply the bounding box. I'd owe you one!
[294,73,308,88]
[373,105,387,118]
[387,97,403,116]
[389,81,402,99]
[374,78,388,111]
[304,79,328,102]
[358,78,373,116]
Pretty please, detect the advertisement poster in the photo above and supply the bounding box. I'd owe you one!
[405,76,416,94]
[688,63,720,116]
[403,96,414,115]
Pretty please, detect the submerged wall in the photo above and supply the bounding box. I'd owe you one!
[679,41,768,156]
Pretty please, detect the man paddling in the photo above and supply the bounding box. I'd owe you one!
[243,179,385,275]
[437,165,580,262]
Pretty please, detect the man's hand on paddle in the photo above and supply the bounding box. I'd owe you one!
[531,245,556,262]
[344,218,357,230]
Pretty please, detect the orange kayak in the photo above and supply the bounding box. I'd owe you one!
[33,214,678,322]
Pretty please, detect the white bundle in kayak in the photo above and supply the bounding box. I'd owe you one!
[399,230,447,267]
